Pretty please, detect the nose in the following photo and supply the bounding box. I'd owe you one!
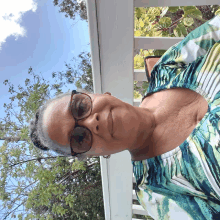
[77,113,99,132]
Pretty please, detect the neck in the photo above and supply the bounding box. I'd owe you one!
[129,106,157,161]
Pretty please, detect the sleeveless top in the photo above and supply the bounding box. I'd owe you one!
[132,14,220,220]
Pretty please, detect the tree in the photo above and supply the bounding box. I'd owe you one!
[0,52,104,219]
[63,51,93,93]
[1,4,220,219]
[53,0,88,22]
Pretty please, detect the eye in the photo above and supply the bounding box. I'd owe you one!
[96,115,99,120]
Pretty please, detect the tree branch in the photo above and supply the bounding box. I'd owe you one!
[157,16,184,32]
[9,180,38,207]
[0,136,29,142]
[3,199,26,220]
[9,156,66,167]
[56,162,99,184]
[82,180,102,196]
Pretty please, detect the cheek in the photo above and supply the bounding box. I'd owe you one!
[91,144,105,154]
[89,137,108,155]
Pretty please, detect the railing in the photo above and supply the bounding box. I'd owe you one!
[132,174,149,219]
[85,0,220,219]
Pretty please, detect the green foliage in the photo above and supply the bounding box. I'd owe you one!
[174,23,187,37]
[133,49,165,71]
[135,8,142,20]
[183,6,203,20]
[134,90,142,99]
[53,0,88,22]
[71,159,86,171]
[0,52,104,219]
[183,17,194,26]
[159,17,172,28]
[134,5,217,39]
[215,8,220,16]
[168,6,179,13]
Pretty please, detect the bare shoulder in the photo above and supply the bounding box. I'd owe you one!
[132,88,208,160]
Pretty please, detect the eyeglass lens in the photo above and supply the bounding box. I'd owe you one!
[70,94,92,153]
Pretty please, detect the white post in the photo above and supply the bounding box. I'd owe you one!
[86,0,134,219]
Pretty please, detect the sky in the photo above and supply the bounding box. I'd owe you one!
[0,0,90,218]
[0,0,90,121]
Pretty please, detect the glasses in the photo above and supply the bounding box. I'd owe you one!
[68,90,93,157]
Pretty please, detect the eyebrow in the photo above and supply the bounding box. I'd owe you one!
[66,97,75,142]
[68,99,72,114]
[67,93,75,116]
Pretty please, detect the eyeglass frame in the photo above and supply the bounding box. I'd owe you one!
[68,90,93,157]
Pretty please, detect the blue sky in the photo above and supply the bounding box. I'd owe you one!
[0,0,90,121]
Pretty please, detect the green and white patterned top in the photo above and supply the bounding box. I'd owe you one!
[132,14,220,220]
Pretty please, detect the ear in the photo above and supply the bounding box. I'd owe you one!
[104,92,111,95]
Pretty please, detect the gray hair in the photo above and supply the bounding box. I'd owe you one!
[29,88,94,162]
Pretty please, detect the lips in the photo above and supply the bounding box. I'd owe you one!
[107,109,113,136]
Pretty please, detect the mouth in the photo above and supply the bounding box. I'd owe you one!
[107,109,113,137]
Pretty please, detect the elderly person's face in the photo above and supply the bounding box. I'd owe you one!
[43,92,156,158]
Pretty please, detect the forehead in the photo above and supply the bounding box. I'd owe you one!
[43,96,70,125]
[43,95,74,146]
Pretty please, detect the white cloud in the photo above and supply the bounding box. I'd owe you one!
[0,0,38,50]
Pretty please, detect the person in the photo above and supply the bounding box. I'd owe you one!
[29,14,220,219]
